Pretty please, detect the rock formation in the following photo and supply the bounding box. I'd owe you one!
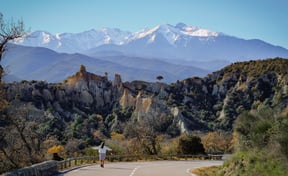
[3,58,288,139]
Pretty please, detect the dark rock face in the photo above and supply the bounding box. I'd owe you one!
[3,58,288,135]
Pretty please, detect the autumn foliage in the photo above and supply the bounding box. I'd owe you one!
[201,131,233,154]
[47,145,64,154]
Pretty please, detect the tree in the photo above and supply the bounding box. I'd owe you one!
[0,13,27,81]
[177,134,205,155]
[124,118,160,155]
[156,75,164,82]
[0,101,48,173]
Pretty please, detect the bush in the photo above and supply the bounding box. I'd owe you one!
[221,149,288,176]
[220,107,288,176]
[177,135,205,155]
[201,131,233,154]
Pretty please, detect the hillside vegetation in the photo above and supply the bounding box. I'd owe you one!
[0,58,288,173]
[194,107,288,176]
[227,107,288,175]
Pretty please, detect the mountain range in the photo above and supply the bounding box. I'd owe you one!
[4,23,288,83]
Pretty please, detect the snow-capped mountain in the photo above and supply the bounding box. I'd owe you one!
[12,23,225,54]
[15,28,131,53]
[86,27,288,65]
[14,23,288,63]
[128,23,220,45]
[7,23,288,83]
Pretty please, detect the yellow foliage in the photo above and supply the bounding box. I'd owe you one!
[47,145,64,154]
[156,135,163,142]
[111,132,125,140]
[160,138,178,154]
[201,131,233,153]
[192,166,221,176]
[43,136,61,149]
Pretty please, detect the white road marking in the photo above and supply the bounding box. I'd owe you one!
[129,166,140,176]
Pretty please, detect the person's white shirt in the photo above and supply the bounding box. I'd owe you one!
[92,146,112,154]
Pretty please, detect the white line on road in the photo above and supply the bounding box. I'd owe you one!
[129,166,140,176]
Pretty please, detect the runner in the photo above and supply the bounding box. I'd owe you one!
[92,142,112,168]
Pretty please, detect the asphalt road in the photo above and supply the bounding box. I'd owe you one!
[57,160,223,176]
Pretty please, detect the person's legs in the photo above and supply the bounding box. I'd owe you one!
[99,154,103,167]
[99,153,106,167]
[100,160,104,167]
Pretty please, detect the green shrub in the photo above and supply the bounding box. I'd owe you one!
[221,149,288,176]
[220,107,288,176]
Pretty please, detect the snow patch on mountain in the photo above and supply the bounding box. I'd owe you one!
[176,23,220,37]
[127,24,219,46]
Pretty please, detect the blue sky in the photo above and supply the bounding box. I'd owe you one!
[1,0,288,48]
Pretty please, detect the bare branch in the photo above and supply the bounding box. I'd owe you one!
[0,13,28,81]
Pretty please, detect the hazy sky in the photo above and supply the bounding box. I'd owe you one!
[1,0,288,48]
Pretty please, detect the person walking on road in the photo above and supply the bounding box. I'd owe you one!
[92,141,112,168]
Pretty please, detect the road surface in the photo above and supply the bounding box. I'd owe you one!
[57,160,223,176]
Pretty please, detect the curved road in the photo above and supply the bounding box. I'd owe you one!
[57,160,223,176]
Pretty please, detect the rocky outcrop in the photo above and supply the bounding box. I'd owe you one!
[4,65,123,119]
[3,58,288,136]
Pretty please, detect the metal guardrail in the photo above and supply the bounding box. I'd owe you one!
[1,160,58,176]
[57,156,98,170]
[57,154,224,171]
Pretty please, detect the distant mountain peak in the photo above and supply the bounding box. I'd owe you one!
[175,22,187,29]
[128,23,220,46]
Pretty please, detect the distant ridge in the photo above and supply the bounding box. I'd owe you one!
[3,44,209,83]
